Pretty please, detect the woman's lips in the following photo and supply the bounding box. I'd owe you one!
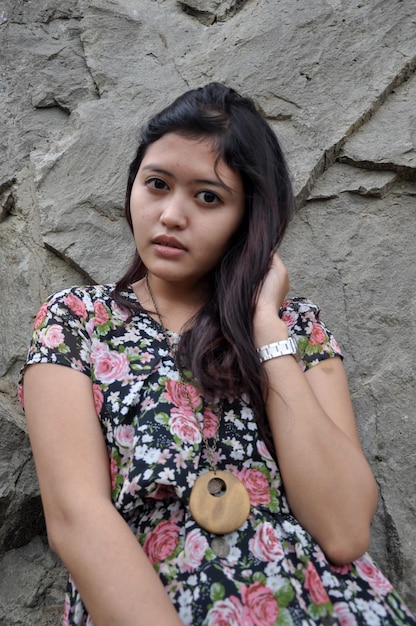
[152,235,187,258]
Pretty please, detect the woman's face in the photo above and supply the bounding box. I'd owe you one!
[130,132,245,291]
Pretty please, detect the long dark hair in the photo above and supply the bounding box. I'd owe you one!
[114,83,293,453]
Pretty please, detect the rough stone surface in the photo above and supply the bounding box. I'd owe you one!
[0,536,66,626]
[179,0,249,25]
[1,0,415,622]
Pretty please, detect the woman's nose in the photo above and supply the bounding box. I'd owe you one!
[159,193,188,229]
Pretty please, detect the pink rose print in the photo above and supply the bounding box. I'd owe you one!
[304,561,330,604]
[170,407,202,444]
[163,379,201,410]
[206,596,253,626]
[114,424,135,448]
[34,302,48,329]
[93,301,109,325]
[150,483,177,500]
[17,384,24,408]
[249,522,284,562]
[64,293,87,319]
[309,321,326,345]
[236,468,270,506]
[334,602,358,626]
[256,440,272,460]
[241,581,279,626]
[94,347,130,385]
[330,334,341,353]
[63,594,70,624]
[140,351,153,364]
[178,528,209,572]
[92,384,103,414]
[112,301,130,321]
[202,408,219,438]
[329,563,352,575]
[109,457,118,492]
[355,557,393,596]
[143,520,180,565]
[39,324,65,349]
[281,310,297,329]
[91,340,109,360]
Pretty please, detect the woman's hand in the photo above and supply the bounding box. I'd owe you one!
[253,253,290,347]
[257,253,290,313]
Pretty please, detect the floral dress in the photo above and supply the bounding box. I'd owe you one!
[19,284,415,626]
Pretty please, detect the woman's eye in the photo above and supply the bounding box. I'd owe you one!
[147,177,168,191]
[197,190,221,204]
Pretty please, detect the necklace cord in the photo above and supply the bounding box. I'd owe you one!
[145,273,220,473]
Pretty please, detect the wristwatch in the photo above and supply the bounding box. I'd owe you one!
[256,336,301,363]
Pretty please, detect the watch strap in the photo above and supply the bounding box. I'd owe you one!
[256,336,300,363]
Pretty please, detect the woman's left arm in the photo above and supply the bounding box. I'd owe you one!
[253,255,378,565]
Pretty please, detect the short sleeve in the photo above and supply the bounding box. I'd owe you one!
[279,297,343,372]
[18,287,94,406]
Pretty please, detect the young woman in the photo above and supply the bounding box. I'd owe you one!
[20,83,415,626]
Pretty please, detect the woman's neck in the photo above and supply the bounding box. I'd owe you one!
[132,274,209,333]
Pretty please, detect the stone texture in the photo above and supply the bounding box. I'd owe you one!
[339,74,416,177]
[178,0,249,25]
[1,0,415,621]
[0,536,66,626]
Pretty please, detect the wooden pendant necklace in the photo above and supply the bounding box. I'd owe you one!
[145,274,251,535]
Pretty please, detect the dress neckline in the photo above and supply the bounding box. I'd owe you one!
[124,284,179,339]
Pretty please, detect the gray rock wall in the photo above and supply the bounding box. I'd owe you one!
[1,0,415,622]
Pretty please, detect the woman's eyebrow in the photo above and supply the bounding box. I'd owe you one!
[141,165,173,177]
[195,178,232,191]
[141,165,235,193]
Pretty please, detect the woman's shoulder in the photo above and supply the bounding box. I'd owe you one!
[37,284,134,322]
[42,283,116,308]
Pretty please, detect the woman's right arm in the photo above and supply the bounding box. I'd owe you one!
[24,363,184,626]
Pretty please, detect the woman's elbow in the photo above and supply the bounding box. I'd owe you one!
[324,482,378,565]
[46,529,59,555]
[44,515,69,557]
[322,526,371,566]
[42,500,93,558]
